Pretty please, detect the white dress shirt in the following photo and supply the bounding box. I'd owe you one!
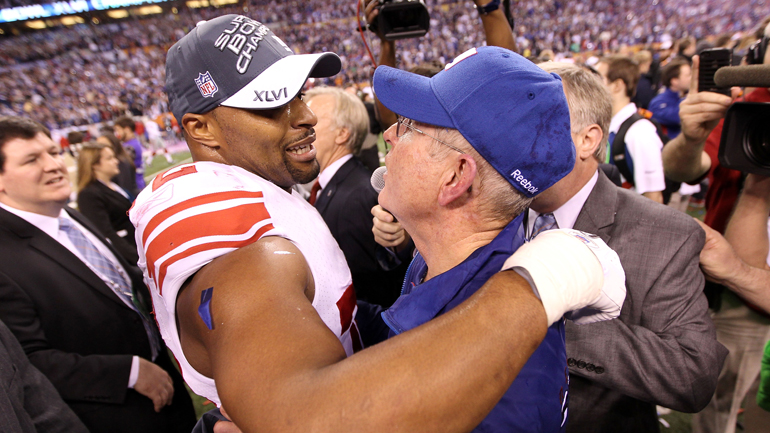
[317,154,353,192]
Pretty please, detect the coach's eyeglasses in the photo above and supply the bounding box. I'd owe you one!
[395,116,466,155]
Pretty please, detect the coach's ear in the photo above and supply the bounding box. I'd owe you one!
[438,154,478,207]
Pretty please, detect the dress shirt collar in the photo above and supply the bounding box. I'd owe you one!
[0,201,68,239]
[528,170,598,232]
[318,154,353,190]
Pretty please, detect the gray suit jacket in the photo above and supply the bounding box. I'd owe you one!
[565,171,728,433]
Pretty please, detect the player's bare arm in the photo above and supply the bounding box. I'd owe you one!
[176,236,547,433]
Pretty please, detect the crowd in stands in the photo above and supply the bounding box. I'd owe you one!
[0,0,767,130]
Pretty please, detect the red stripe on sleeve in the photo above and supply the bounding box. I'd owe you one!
[155,223,275,295]
[146,202,271,283]
[152,164,198,192]
[142,191,265,246]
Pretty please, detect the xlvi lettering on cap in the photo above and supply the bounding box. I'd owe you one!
[511,169,539,194]
[195,72,218,98]
[253,87,288,102]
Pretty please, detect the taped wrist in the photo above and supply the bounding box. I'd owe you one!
[502,230,604,326]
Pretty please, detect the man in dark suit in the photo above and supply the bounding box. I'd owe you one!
[305,87,405,307]
[0,318,89,433]
[0,116,195,433]
[535,63,728,432]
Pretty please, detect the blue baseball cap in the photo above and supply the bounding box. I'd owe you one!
[165,14,341,123]
[373,46,575,198]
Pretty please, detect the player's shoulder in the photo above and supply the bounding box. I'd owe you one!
[148,161,267,195]
[131,162,272,221]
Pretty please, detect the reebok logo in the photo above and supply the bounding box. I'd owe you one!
[511,169,539,194]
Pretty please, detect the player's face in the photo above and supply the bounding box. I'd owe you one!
[0,132,71,217]
[212,95,320,189]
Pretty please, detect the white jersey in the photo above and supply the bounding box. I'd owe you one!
[129,161,360,405]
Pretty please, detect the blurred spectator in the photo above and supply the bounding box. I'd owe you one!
[649,57,692,139]
[596,56,666,203]
[96,132,139,199]
[76,142,138,264]
[632,50,657,109]
[113,116,146,190]
[0,1,767,130]
[305,86,405,307]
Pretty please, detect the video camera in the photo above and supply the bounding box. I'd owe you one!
[713,36,770,176]
[368,0,430,41]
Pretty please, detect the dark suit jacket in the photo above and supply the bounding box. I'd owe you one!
[112,158,139,201]
[77,180,138,265]
[0,319,88,433]
[565,172,728,433]
[0,206,195,433]
[315,157,406,307]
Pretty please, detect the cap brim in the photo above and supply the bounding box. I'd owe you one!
[221,52,341,110]
[373,66,454,128]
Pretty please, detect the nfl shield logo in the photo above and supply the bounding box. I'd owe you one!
[195,72,218,98]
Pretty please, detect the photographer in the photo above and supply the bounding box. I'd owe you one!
[661,22,770,433]
[698,174,770,314]
[364,0,516,131]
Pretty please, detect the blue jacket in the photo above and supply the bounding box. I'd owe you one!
[649,87,683,139]
[382,214,568,433]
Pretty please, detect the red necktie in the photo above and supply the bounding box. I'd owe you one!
[309,180,321,206]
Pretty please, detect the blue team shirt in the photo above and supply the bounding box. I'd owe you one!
[382,213,568,433]
[649,87,683,139]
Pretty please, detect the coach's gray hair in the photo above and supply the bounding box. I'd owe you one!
[429,128,532,223]
[541,63,613,163]
[305,86,370,154]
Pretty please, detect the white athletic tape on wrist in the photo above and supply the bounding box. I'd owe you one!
[501,229,606,326]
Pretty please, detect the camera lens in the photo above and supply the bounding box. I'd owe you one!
[743,116,770,167]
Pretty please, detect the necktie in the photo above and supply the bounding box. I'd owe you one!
[529,212,558,241]
[59,217,160,359]
[309,179,321,206]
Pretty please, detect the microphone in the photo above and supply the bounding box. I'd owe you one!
[714,64,770,88]
[369,166,400,224]
[371,166,387,193]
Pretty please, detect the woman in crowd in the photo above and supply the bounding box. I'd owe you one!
[76,142,138,264]
[96,132,139,199]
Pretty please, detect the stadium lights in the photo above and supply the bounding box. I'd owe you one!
[106,9,128,18]
[185,0,208,8]
[186,0,236,8]
[25,19,45,28]
[137,5,162,14]
[60,15,84,24]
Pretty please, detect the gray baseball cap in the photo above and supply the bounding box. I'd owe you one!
[165,14,341,123]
